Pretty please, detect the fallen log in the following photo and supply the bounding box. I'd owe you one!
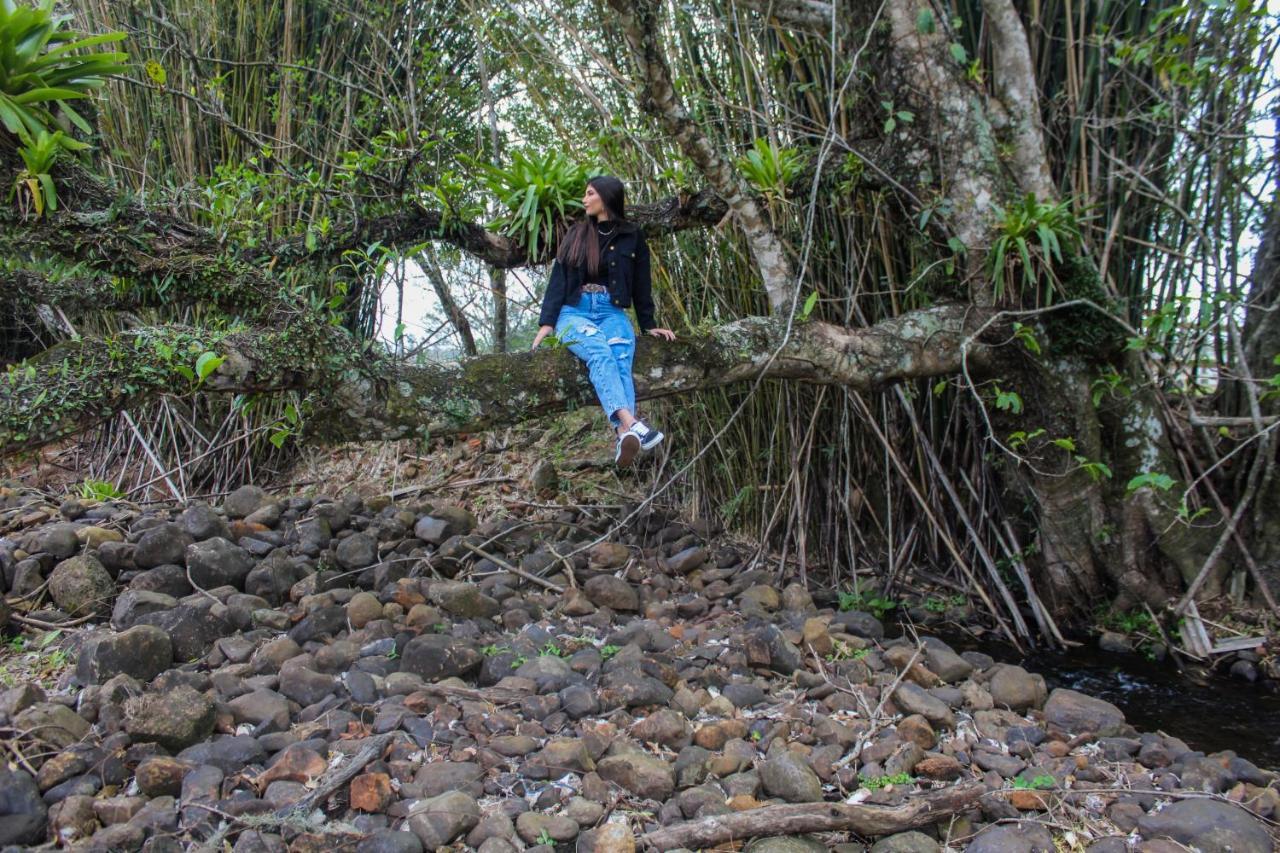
[638,782,986,849]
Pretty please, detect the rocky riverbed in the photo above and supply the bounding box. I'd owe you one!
[1,481,1277,852]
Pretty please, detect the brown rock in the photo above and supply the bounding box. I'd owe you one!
[914,755,963,781]
[350,772,394,813]
[694,719,748,751]
[1008,789,1050,810]
[255,744,328,787]
[135,756,193,797]
[896,715,936,750]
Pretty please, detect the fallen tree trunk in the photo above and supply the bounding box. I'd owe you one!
[0,304,993,455]
[638,782,986,849]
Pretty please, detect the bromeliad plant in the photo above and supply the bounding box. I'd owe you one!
[477,149,595,258]
[11,127,83,216]
[0,0,127,141]
[988,193,1083,305]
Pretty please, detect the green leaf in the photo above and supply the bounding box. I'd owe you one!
[195,351,225,382]
[916,8,935,33]
[1126,472,1175,494]
[800,290,819,320]
[949,42,968,63]
[1051,437,1076,452]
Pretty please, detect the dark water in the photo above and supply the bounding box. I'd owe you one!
[917,627,1280,770]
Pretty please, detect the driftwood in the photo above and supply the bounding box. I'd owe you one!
[274,734,393,818]
[638,783,986,850]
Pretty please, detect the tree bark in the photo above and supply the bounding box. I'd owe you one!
[0,305,993,456]
[639,783,986,850]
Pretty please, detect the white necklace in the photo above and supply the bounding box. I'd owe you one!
[596,221,617,237]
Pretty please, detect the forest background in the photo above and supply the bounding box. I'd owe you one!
[2,0,1279,644]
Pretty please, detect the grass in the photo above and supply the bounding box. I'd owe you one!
[858,772,915,790]
[0,630,73,689]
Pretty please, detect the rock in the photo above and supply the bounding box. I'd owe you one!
[336,532,378,570]
[986,664,1044,712]
[347,592,384,628]
[400,635,482,681]
[76,625,173,684]
[586,822,636,853]
[597,753,676,801]
[34,523,81,558]
[588,542,631,569]
[185,537,255,589]
[528,738,596,777]
[136,604,232,661]
[257,744,328,787]
[665,546,707,574]
[871,831,941,853]
[740,584,781,614]
[47,554,116,616]
[583,575,639,612]
[358,829,424,853]
[77,525,124,549]
[245,556,307,605]
[134,523,194,569]
[0,765,46,846]
[760,752,824,803]
[228,689,292,731]
[412,516,449,544]
[914,755,963,781]
[224,485,268,519]
[279,666,337,706]
[287,604,346,643]
[965,823,1054,852]
[743,838,827,853]
[892,683,954,727]
[13,702,89,748]
[829,609,884,639]
[350,773,394,812]
[1136,799,1272,852]
[414,762,484,798]
[407,791,480,848]
[921,637,973,683]
[428,581,501,619]
[110,589,178,630]
[177,735,267,773]
[48,794,96,844]
[182,504,231,541]
[124,686,215,750]
[135,756,193,797]
[516,811,579,843]
[1043,688,1125,735]
[528,459,559,493]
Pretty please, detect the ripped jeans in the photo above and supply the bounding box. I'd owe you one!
[555,292,636,429]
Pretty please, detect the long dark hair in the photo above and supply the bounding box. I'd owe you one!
[557,175,626,275]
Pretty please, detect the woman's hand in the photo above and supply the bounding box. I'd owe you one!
[647,328,677,341]
[530,325,555,349]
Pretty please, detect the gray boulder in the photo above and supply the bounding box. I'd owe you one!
[1043,688,1125,735]
[134,523,194,569]
[76,625,172,684]
[0,766,46,845]
[47,554,115,617]
[400,635,483,682]
[124,686,215,751]
[185,537,254,589]
[1136,798,1272,852]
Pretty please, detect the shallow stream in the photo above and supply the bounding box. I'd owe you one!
[922,627,1280,769]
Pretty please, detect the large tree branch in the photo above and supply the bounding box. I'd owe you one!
[0,304,992,455]
[981,0,1055,199]
[606,0,797,312]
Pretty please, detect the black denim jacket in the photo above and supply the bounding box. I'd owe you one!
[537,221,655,332]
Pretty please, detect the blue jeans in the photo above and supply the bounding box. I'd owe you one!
[555,293,636,429]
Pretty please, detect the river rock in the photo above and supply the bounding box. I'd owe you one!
[892,683,954,727]
[76,624,172,684]
[1136,798,1272,852]
[597,753,676,800]
[759,751,824,803]
[516,811,580,844]
[1043,688,1125,735]
[401,635,483,681]
[136,604,233,661]
[407,791,480,848]
[665,546,707,574]
[33,522,80,559]
[185,537,254,589]
[743,838,827,853]
[359,829,424,853]
[13,702,89,748]
[921,637,972,683]
[583,575,639,611]
[134,523,194,568]
[279,666,337,706]
[870,831,941,853]
[110,589,178,629]
[428,580,501,619]
[0,766,46,845]
[177,735,267,773]
[336,532,378,570]
[124,686,215,750]
[182,504,231,541]
[830,609,884,639]
[47,554,115,616]
[965,822,1054,852]
[986,664,1044,712]
[224,485,268,519]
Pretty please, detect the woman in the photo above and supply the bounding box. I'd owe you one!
[532,176,677,467]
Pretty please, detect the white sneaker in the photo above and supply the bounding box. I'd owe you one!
[615,432,641,467]
[629,420,665,452]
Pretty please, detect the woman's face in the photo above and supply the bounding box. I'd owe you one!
[583,184,605,218]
